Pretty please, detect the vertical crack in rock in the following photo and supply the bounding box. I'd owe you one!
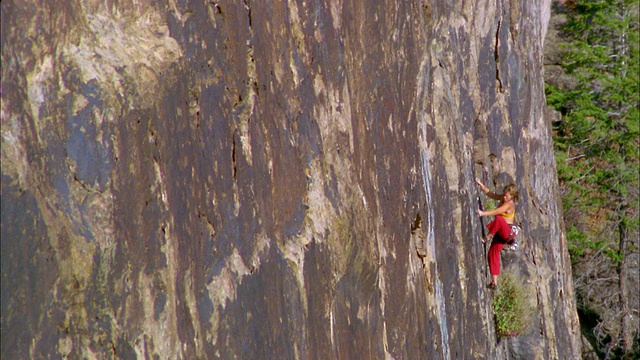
[230,124,240,216]
[231,132,237,181]
[494,19,504,93]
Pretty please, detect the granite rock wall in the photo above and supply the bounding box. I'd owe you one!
[1,0,580,358]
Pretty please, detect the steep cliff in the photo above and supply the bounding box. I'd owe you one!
[1,0,580,358]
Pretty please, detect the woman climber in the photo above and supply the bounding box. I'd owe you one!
[475,178,519,289]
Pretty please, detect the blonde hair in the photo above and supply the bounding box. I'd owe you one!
[503,182,519,202]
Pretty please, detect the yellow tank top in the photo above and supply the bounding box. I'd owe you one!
[502,201,515,219]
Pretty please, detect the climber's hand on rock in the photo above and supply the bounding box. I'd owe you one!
[476,178,488,194]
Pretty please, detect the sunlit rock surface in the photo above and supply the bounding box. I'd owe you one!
[1,0,580,358]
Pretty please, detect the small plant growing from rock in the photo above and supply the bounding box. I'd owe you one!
[492,272,535,339]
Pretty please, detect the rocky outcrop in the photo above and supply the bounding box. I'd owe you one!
[1,0,580,358]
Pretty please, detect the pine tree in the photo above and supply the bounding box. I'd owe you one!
[545,0,639,357]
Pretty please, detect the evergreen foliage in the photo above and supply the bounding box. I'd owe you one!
[545,0,639,357]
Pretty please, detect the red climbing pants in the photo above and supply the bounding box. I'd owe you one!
[487,215,512,241]
[487,216,511,276]
[488,240,504,276]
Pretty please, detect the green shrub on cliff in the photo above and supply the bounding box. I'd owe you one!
[492,272,535,339]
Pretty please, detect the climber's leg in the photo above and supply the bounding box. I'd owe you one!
[487,216,511,240]
[488,239,504,286]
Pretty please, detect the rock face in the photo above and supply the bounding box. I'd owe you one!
[1,0,580,358]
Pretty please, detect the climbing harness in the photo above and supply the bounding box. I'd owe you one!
[506,224,521,251]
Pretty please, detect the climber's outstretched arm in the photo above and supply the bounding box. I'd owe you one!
[475,178,502,201]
